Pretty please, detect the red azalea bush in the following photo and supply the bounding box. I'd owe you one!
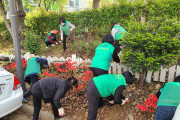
[6,59,27,69]
[5,59,27,74]
[136,95,158,113]
[38,59,94,92]
[5,58,94,93]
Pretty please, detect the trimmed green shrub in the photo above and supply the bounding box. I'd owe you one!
[121,19,180,73]
[23,30,42,54]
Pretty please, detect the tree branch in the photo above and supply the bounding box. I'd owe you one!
[0,0,13,37]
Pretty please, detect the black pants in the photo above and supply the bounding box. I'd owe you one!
[63,34,68,51]
[87,80,101,120]
[113,40,121,53]
[45,37,57,47]
[52,36,57,42]
[45,41,52,47]
[32,82,59,120]
[90,67,108,77]
[24,75,39,98]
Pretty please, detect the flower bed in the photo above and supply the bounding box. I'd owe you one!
[4,59,159,120]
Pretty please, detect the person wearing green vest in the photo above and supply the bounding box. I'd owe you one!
[23,54,49,102]
[59,17,75,53]
[91,34,120,77]
[155,75,180,120]
[45,30,58,49]
[111,22,128,53]
[87,71,134,120]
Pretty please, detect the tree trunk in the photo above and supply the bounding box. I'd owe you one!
[0,0,25,42]
[0,0,13,37]
[38,0,41,7]
[92,0,100,9]
[139,67,147,87]
[141,0,147,24]
[16,0,26,42]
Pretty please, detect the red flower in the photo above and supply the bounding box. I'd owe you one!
[6,66,10,69]
[81,84,86,87]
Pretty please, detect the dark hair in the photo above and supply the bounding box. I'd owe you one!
[122,71,134,84]
[59,17,66,24]
[111,22,116,30]
[174,75,180,82]
[67,76,78,88]
[102,34,114,44]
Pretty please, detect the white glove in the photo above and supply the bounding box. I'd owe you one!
[124,98,130,103]
[121,100,126,105]
[70,28,73,31]
[58,107,65,116]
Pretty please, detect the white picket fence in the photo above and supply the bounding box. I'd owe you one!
[0,52,179,83]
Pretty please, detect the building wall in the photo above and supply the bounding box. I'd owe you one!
[66,0,88,11]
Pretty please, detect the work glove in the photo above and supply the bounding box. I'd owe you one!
[124,98,130,103]
[121,100,126,105]
[58,107,65,116]
[70,28,73,31]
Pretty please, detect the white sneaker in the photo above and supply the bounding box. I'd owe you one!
[51,44,55,47]
[59,41,61,42]
[56,42,58,45]
[46,46,48,49]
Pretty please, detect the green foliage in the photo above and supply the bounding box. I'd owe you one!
[23,30,42,54]
[0,16,11,41]
[23,0,179,38]
[121,20,180,72]
[23,0,67,12]
[70,39,101,55]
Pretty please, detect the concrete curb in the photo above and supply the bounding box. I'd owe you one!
[20,104,69,120]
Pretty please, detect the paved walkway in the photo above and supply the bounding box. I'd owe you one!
[1,104,69,120]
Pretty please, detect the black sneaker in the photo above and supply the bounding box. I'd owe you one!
[23,97,30,103]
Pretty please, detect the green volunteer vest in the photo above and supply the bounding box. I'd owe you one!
[25,57,41,77]
[157,82,180,107]
[113,25,128,40]
[60,21,70,35]
[45,32,53,42]
[91,42,115,71]
[93,74,127,97]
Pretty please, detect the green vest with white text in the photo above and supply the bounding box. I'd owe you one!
[25,57,41,77]
[93,74,127,97]
[113,25,127,40]
[60,21,70,35]
[157,82,180,107]
[45,32,53,42]
[91,42,114,71]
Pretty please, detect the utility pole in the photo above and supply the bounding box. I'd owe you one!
[9,0,25,91]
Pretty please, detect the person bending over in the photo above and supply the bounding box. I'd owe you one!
[155,75,180,120]
[23,54,49,102]
[87,71,134,120]
[111,22,128,53]
[32,76,78,120]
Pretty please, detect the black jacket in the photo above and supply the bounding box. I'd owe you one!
[112,47,120,63]
[38,77,70,108]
